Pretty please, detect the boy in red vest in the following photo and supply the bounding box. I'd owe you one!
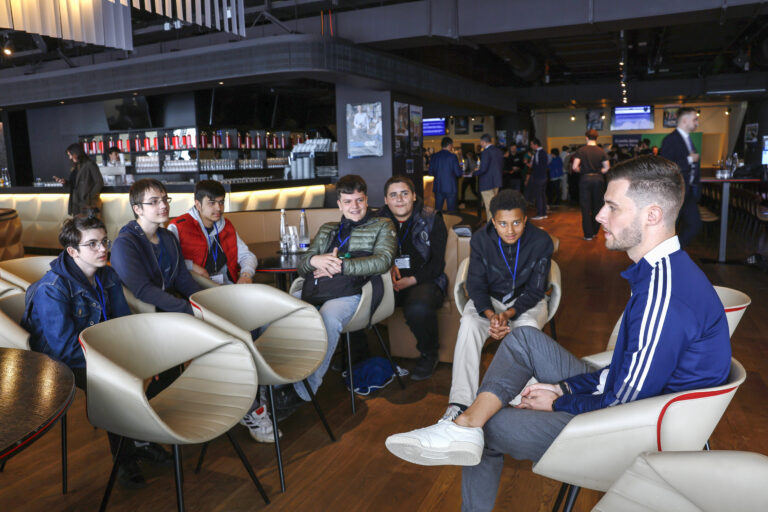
[168,180,257,285]
[169,180,275,442]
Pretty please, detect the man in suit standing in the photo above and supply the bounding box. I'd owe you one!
[526,138,549,220]
[660,107,702,247]
[429,137,463,212]
[475,133,503,221]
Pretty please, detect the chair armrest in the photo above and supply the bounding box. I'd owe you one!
[190,273,221,289]
[581,350,613,369]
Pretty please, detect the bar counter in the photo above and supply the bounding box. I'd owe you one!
[0,178,334,250]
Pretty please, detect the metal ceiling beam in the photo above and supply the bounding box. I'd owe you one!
[0,34,516,113]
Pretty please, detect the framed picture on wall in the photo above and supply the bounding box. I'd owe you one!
[394,101,409,154]
[586,109,604,130]
[663,108,679,128]
[346,102,383,158]
[454,116,469,134]
[745,123,759,143]
[410,105,423,150]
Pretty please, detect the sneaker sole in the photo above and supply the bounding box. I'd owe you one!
[385,436,482,466]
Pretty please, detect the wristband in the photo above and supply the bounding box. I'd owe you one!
[558,381,571,395]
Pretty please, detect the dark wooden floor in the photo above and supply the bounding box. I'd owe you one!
[1,205,766,512]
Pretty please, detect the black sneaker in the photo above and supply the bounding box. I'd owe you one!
[132,442,172,467]
[117,458,147,490]
[273,386,305,422]
[410,354,438,381]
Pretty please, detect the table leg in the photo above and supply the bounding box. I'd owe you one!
[718,182,730,263]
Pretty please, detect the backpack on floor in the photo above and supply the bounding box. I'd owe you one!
[342,357,409,396]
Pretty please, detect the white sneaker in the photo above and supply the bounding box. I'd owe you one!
[385,419,484,466]
[440,404,463,422]
[240,405,283,443]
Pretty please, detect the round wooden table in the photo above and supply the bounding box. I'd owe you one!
[249,240,304,291]
[0,348,76,461]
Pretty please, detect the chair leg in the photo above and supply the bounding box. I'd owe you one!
[372,325,405,389]
[98,435,125,512]
[194,442,209,474]
[549,318,558,341]
[704,440,711,451]
[61,413,68,494]
[552,483,569,512]
[172,445,185,512]
[225,431,270,505]
[266,385,287,493]
[302,379,336,442]
[346,332,357,414]
[563,485,580,512]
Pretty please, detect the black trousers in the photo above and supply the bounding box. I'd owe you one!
[529,180,547,217]
[677,184,702,248]
[579,174,605,238]
[396,282,445,358]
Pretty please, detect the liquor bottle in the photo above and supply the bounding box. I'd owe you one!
[280,209,287,252]
[299,209,309,250]
[163,133,170,150]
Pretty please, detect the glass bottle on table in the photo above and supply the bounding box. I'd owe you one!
[299,209,309,250]
[280,209,287,252]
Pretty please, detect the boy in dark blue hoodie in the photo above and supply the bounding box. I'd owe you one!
[23,215,170,489]
[111,178,201,314]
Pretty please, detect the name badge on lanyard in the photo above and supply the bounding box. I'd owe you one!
[497,236,520,303]
[395,255,411,269]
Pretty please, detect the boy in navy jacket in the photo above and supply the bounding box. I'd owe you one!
[386,156,731,512]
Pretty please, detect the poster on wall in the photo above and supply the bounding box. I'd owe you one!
[586,109,604,130]
[512,130,529,147]
[410,105,423,150]
[346,102,383,158]
[454,116,469,134]
[394,101,409,154]
[663,108,679,128]
[496,130,507,146]
[745,123,759,143]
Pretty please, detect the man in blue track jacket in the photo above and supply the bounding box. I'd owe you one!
[385,155,732,512]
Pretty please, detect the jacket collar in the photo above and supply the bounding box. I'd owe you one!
[642,235,680,266]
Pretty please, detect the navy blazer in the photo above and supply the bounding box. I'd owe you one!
[476,145,503,191]
[660,130,699,190]
[429,149,463,194]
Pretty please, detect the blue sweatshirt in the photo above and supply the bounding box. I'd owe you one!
[111,220,201,314]
[554,236,731,415]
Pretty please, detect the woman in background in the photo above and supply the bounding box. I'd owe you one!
[54,143,104,216]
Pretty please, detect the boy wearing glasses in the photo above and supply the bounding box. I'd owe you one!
[168,180,257,285]
[112,178,201,314]
[23,215,169,489]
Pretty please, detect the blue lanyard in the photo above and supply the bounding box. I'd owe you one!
[94,275,108,322]
[397,218,413,253]
[337,229,350,251]
[210,223,220,266]
[497,236,521,292]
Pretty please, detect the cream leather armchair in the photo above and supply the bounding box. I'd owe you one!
[78,313,269,510]
[289,271,401,414]
[713,286,751,337]
[0,256,55,290]
[453,257,562,339]
[0,293,28,350]
[594,451,768,512]
[533,358,747,512]
[0,277,22,298]
[190,283,332,493]
[120,286,156,314]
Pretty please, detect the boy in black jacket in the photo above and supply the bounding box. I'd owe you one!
[443,189,553,421]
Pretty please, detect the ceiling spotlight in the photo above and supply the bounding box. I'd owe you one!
[725,107,731,116]
[619,60,624,67]
[696,109,701,117]
[570,115,576,122]
[621,82,626,88]
[601,114,606,120]
[2,37,12,57]
[218,81,224,85]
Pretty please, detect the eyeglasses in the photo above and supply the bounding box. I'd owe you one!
[139,196,172,207]
[79,238,112,251]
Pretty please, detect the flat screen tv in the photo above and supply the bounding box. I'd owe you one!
[423,118,446,137]
[104,96,153,130]
[611,106,654,131]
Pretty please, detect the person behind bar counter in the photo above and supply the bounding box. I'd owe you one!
[54,143,104,217]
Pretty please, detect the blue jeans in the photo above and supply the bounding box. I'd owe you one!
[434,191,458,212]
[293,293,361,401]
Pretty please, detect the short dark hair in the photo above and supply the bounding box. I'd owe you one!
[336,174,367,199]
[530,137,541,147]
[441,137,453,149]
[642,138,651,146]
[585,129,599,141]
[65,143,87,163]
[489,189,527,217]
[129,178,167,219]
[480,133,492,144]
[59,215,106,249]
[195,180,226,203]
[561,145,569,151]
[107,147,120,156]
[607,155,684,228]
[676,107,697,120]
[551,148,560,156]
[384,175,415,196]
